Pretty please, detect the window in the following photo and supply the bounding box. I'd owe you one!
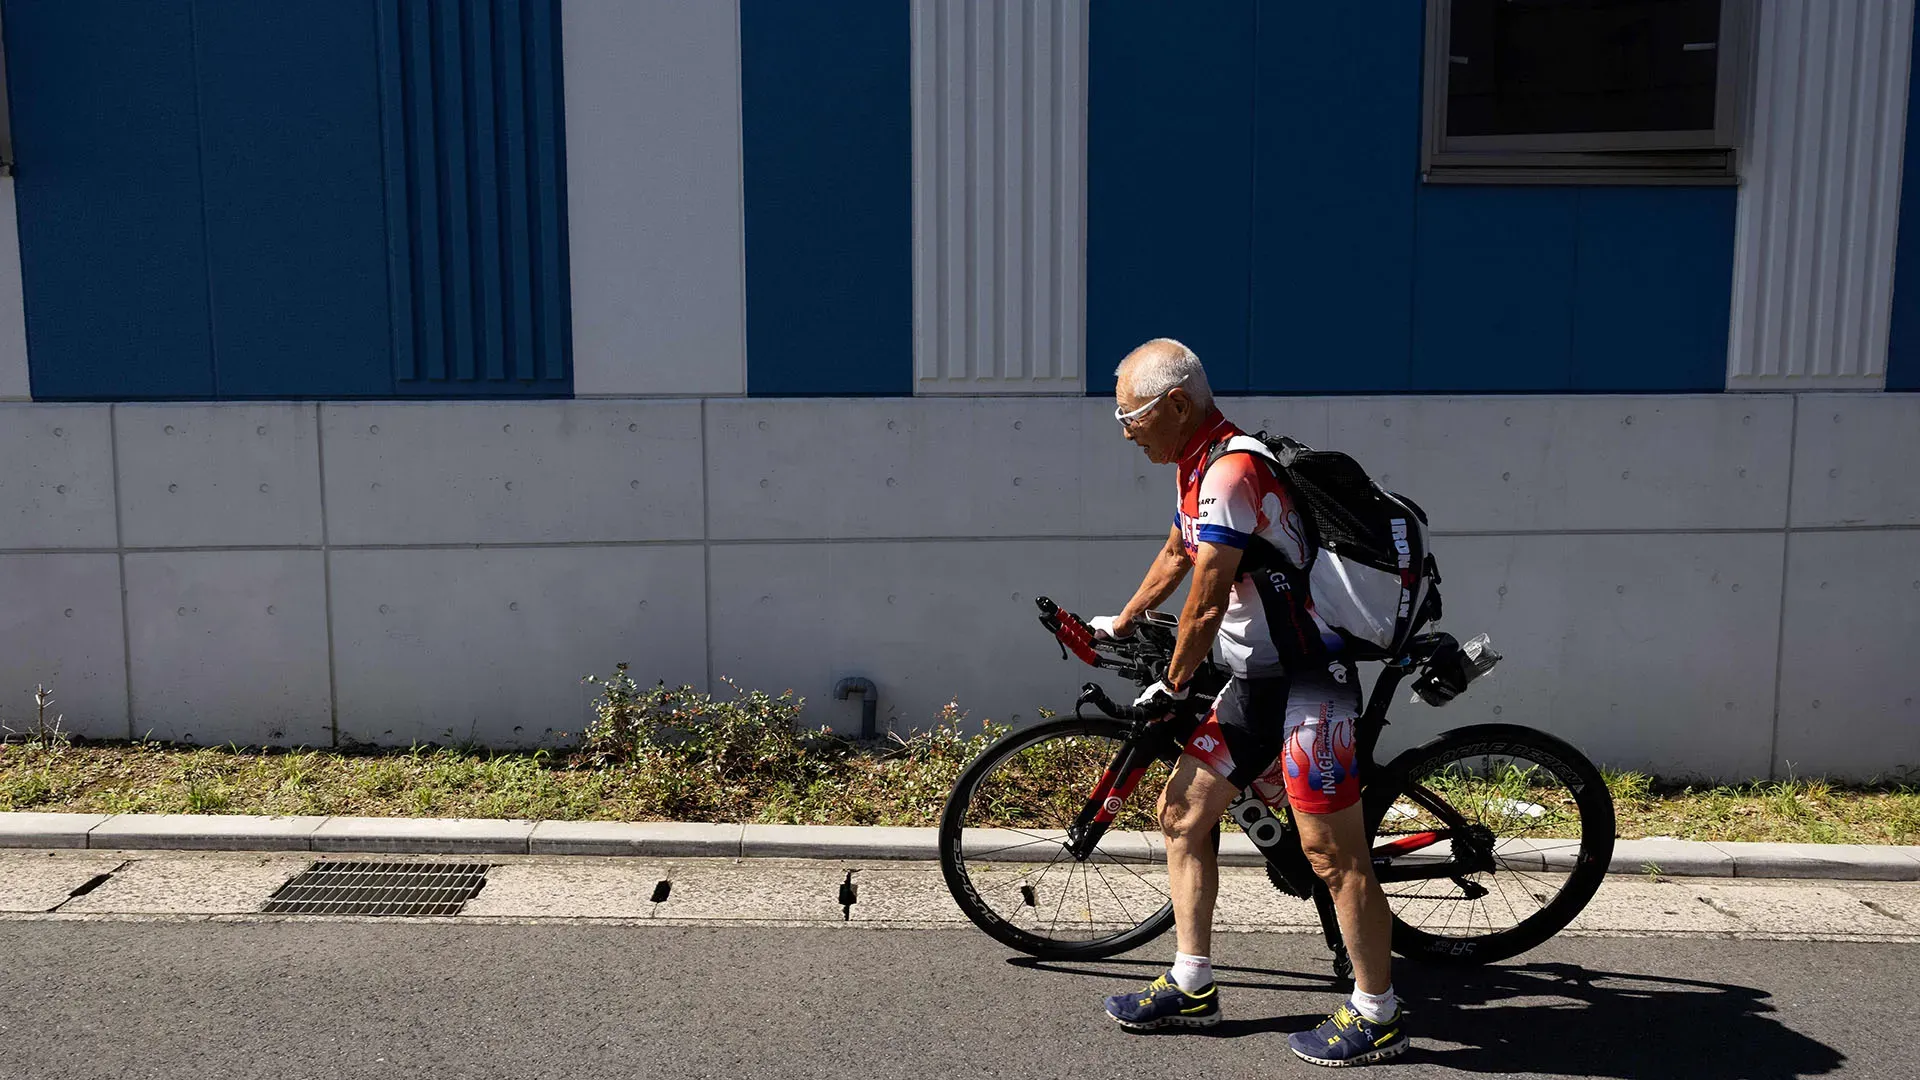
[1422,0,1754,184]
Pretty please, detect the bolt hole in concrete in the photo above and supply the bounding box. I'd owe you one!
[838,870,859,921]
[66,873,113,900]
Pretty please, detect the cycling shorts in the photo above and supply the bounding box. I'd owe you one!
[1181,667,1362,816]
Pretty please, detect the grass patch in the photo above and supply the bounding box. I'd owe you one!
[1603,768,1920,845]
[0,668,1007,826]
[2,669,1915,845]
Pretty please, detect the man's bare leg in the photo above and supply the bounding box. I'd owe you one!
[1158,754,1243,959]
[1294,800,1392,995]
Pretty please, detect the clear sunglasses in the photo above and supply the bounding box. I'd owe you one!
[1114,382,1182,429]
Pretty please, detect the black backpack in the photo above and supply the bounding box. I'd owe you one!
[1206,433,1442,661]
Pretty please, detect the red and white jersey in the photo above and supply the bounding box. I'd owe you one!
[1174,410,1341,676]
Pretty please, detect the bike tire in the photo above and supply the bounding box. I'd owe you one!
[938,715,1181,960]
[1367,723,1616,967]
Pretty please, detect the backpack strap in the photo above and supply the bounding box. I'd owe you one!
[1204,432,1310,471]
[1200,432,1322,570]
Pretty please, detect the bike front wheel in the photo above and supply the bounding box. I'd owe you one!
[938,715,1187,959]
[1367,723,1616,966]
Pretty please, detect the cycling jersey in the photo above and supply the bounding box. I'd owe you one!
[1174,410,1343,678]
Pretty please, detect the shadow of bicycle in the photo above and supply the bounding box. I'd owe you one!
[1009,956,1845,1079]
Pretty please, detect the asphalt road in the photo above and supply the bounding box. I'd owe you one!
[0,920,1899,1079]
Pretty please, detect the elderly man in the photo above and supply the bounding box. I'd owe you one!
[1093,338,1407,1067]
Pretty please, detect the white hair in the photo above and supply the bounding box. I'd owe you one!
[1116,338,1214,410]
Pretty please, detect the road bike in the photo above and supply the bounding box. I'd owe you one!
[937,597,1615,984]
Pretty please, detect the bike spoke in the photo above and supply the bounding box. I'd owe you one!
[1087,859,1138,927]
[1487,868,1529,927]
[1022,837,1076,920]
[1090,849,1172,903]
[963,834,1067,861]
[1046,858,1076,937]
[1083,858,1097,937]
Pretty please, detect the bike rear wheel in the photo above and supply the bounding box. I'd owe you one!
[1367,723,1615,966]
[938,715,1185,959]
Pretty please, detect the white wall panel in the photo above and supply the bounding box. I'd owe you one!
[1382,532,1786,780]
[1775,530,1920,779]
[0,404,116,549]
[0,179,29,400]
[0,553,126,739]
[320,401,703,545]
[114,404,321,548]
[124,550,331,747]
[710,539,1150,735]
[1728,0,1916,389]
[706,397,1327,541]
[1329,396,1795,532]
[1789,393,1920,527]
[912,0,1086,394]
[329,546,706,747]
[563,0,747,396]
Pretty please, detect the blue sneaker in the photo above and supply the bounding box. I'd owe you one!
[1288,1003,1409,1067]
[1103,971,1220,1030]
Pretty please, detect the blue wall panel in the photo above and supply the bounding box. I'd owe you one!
[1888,17,1920,391]
[1089,0,1737,397]
[5,0,571,400]
[740,0,911,397]
[1570,187,1735,392]
[377,0,573,397]
[1247,3,1422,394]
[1412,186,1578,392]
[5,0,216,399]
[195,0,392,398]
[1086,0,1254,395]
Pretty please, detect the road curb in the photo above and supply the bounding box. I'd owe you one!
[4,812,1918,880]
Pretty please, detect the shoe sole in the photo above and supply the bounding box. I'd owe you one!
[1290,1037,1409,1068]
[1107,1010,1222,1031]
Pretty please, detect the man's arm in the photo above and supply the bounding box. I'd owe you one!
[1165,540,1242,689]
[1111,524,1192,635]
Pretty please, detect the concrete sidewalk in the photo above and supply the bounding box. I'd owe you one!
[3,811,1917,880]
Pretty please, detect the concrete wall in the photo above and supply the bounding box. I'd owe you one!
[1,394,1914,782]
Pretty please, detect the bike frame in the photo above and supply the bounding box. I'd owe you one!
[1059,639,1496,898]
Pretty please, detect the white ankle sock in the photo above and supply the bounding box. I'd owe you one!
[1171,952,1213,993]
[1350,985,1397,1023]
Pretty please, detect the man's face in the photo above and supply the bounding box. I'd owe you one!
[1116,383,1195,465]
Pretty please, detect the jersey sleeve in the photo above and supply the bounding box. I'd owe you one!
[1193,454,1266,549]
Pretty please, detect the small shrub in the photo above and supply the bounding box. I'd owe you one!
[1,685,71,747]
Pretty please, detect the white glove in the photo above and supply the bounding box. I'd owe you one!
[1132,678,1190,713]
[1089,615,1134,640]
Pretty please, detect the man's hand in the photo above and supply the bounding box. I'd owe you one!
[1132,678,1190,717]
[1090,615,1134,640]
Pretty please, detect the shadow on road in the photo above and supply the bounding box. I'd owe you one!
[1009,956,1845,1078]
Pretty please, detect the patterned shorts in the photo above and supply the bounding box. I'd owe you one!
[1181,667,1362,816]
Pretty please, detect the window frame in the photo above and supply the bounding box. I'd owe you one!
[0,6,12,177]
[1421,0,1756,185]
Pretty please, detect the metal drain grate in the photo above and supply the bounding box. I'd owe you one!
[261,861,490,917]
